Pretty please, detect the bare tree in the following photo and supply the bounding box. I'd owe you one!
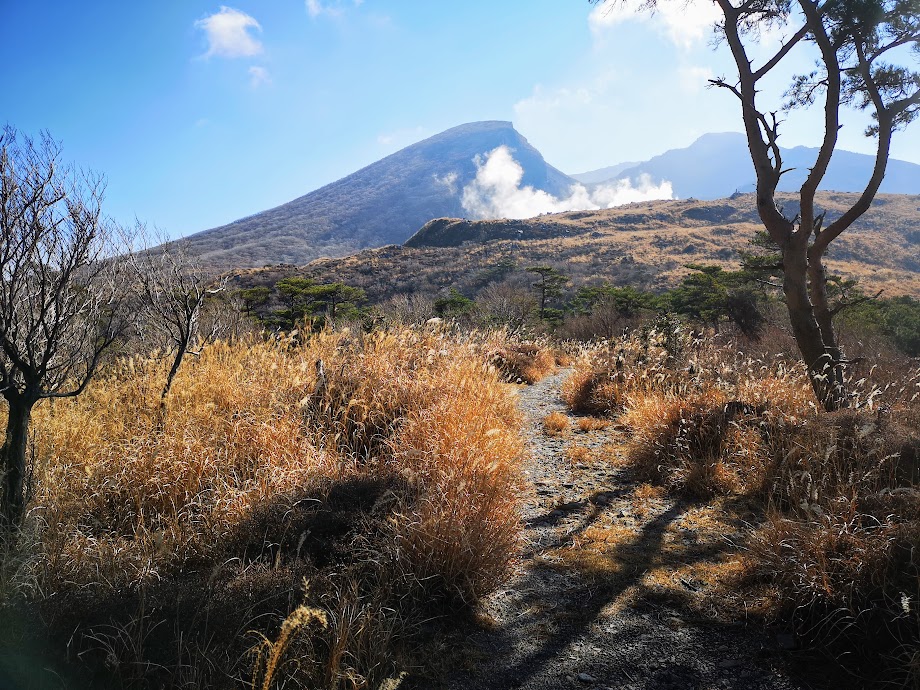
[131,236,227,402]
[476,279,539,330]
[594,0,920,409]
[0,127,134,527]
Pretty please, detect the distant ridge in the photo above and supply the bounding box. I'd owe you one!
[575,132,920,199]
[181,121,575,269]
[570,161,640,185]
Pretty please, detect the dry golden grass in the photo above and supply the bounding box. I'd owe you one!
[542,412,570,435]
[565,443,592,465]
[483,335,556,384]
[5,327,525,688]
[554,351,574,367]
[560,366,616,415]
[633,482,666,503]
[569,328,920,681]
[576,416,609,432]
[250,604,329,690]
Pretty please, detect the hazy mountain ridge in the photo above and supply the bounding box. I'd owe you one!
[581,132,920,199]
[182,121,575,269]
[570,161,641,185]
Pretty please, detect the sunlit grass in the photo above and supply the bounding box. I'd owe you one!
[562,325,920,681]
[3,327,526,688]
[542,411,569,435]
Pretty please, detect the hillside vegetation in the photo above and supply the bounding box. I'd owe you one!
[231,192,920,302]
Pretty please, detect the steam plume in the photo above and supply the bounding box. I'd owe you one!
[460,145,673,220]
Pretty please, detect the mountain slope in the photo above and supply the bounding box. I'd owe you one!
[230,193,920,306]
[588,132,920,199]
[183,121,575,269]
[570,161,641,184]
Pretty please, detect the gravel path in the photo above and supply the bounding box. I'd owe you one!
[444,368,823,690]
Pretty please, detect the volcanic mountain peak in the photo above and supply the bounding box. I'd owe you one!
[182,121,574,269]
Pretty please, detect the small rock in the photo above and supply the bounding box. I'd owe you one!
[718,659,743,669]
[577,672,597,683]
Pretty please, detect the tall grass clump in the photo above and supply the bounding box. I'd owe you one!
[569,321,920,680]
[2,327,524,688]
[480,331,556,384]
[750,397,920,680]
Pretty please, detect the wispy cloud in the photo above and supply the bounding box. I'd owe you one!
[460,146,673,220]
[195,6,263,59]
[306,0,364,18]
[514,73,617,122]
[306,0,336,18]
[590,0,721,49]
[248,66,271,88]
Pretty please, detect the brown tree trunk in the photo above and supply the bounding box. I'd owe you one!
[1,392,36,528]
[161,336,191,403]
[807,249,845,405]
[783,246,846,411]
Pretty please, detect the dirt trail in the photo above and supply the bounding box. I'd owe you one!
[444,368,821,690]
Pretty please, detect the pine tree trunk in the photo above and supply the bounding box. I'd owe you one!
[783,248,847,411]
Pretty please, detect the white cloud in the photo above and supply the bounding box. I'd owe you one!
[590,0,721,49]
[195,7,263,59]
[515,82,600,113]
[459,146,673,220]
[306,0,334,17]
[248,66,271,88]
[306,0,364,18]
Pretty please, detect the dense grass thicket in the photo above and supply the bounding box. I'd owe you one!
[0,327,539,688]
[563,321,920,683]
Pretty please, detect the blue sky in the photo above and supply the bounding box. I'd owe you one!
[2,1,918,238]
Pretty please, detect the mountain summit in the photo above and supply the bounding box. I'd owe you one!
[183,121,574,268]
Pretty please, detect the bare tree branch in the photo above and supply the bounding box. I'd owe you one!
[0,126,135,526]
